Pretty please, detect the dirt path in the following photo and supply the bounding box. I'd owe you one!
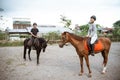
[0,42,120,80]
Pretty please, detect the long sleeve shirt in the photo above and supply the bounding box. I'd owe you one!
[87,23,97,37]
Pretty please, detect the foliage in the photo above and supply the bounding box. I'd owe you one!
[113,20,120,36]
[79,24,89,36]
[43,31,61,41]
[0,32,7,40]
[60,15,72,29]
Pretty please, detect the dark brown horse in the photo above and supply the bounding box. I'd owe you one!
[23,38,48,65]
[59,32,111,77]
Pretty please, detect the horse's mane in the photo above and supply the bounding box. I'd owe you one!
[69,33,84,41]
[38,38,46,43]
[65,32,85,41]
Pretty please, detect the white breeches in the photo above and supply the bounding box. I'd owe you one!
[90,34,98,44]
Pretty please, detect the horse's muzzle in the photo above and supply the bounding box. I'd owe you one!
[43,49,45,52]
[59,43,65,48]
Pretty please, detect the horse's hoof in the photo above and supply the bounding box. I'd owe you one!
[37,63,39,66]
[101,71,105,74]
[79,73,83,76]
[29,59,32,61]
[88,73,92,78]
[37,62,40,66]
[24,59,26,61]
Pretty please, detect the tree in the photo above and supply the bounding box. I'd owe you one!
[113,20,120,35]
[79,24,89,36]
[60,15,72,29]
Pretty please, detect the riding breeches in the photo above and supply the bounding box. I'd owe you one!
[90,34,98,44]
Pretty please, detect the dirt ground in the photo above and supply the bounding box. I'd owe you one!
[0,42,120,80]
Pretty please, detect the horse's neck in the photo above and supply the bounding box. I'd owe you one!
[68,34,82,48]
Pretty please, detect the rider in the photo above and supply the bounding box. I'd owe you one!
[29,23,39,46]
[87,15,97,56]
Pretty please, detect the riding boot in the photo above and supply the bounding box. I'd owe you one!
[90,44,95,56]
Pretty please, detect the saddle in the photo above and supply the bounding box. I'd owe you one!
[27,38,40,50]
[84,39,103,52]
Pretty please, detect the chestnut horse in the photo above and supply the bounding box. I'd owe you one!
[59,32,111,77]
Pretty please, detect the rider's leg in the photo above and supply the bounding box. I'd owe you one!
[87,38,91,52]
[90,43,95,56]
[28,38,33,46]
[90,36,97,56]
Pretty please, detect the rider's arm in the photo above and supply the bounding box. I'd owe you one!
[30,32,38,37]
[87,25,90,37]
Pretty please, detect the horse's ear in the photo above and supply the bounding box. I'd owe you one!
[46,39,49,43]
[63,31,68,35]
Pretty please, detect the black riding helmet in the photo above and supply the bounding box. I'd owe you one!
[91,15,96,21]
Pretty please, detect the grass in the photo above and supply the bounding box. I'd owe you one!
[0,41,23,47]
[0,40,61,47]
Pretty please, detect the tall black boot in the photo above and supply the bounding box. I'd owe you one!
[90,44,95,56]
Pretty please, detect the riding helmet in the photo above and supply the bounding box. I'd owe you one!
[90,15,96,21]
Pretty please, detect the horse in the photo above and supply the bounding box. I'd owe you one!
[59,32,111,77]
[23,37,49,65]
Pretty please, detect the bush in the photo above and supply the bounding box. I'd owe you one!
[98,34,120,42]
[43,31,61,41]
[113,20,120,36]
[0,32,7,40]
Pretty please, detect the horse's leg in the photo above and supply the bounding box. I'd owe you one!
[28,47,32,61]
[101,50,109,74]
[36,49,41,65]
[23,46,27,60]
[79,55,84,76]
[84,55,92,77]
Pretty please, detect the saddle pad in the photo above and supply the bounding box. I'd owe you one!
[84,40,103,51]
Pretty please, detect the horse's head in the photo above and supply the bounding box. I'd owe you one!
[42,39,49,52]
[59,32,70,48]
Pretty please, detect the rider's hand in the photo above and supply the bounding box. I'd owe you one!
[35,36,39,38]
[86,35,89,37]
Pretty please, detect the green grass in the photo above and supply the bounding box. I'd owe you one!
[0,41,23,47]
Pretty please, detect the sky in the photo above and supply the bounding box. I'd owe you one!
[0,0,120,28]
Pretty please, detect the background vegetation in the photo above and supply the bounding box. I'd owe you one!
[0,19,120,46]
[113,20,120,36]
